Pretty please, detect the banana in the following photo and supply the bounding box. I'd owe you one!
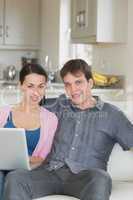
[108,76,119,85]
[92,72,108,86]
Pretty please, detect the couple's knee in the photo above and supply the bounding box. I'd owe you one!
[91,169,112,188]
[95,169,112,194]
[98,169,111,181]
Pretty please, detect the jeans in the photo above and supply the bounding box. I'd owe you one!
[0,170,9,200]
[3,166,112,200]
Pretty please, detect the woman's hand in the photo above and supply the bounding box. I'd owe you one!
[29,156,44,168]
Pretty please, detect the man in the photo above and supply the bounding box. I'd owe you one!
[3,59,133,200]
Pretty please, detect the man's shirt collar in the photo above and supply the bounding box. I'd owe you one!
[70,96,104,111]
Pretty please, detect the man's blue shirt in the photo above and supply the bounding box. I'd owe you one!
[44,95,133,173]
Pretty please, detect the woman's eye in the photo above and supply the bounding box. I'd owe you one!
[27,85,33,88]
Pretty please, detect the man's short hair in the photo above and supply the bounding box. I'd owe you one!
[60,59,93,81]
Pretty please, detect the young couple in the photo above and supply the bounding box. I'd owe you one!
[1,59,133,200]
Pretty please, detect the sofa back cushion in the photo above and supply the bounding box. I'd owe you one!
[108,144,133,181]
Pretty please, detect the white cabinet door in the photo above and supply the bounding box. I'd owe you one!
[97,0,127,43]
[0,0,4,45]
[71,0,127,43]
[5,0,40,47]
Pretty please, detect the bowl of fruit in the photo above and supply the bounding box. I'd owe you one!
[92,72,120,87]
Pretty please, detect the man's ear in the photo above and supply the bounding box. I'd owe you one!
[88,78,94,88]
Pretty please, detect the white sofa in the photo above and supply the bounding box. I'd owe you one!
[35,144,133,200]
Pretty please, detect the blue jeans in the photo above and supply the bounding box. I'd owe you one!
[3,166,112,200]
[0,170,9,200]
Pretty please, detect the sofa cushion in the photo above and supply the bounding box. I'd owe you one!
[110,181,133,200]
[108,144,133,181]
[35,195,78,200]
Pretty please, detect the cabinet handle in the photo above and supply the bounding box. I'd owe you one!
[5,25,9,37]
[80,10,86,27]
[76,14,80,25]
[0,25,3,37]
[76,10,86,28]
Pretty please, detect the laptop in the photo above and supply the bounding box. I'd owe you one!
[0,128,31,170]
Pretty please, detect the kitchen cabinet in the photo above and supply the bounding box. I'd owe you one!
[71,0,127,43]
[0,0,40,49]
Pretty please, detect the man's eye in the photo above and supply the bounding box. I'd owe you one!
[64,83,70,88]
[39,85,45,89]
[76,80,82,85]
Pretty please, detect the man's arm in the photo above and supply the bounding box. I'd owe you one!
[114,110,133,150]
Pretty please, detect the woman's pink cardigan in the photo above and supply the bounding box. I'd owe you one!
[0,106,58,159]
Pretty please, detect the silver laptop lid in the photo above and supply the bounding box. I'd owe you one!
[0,128,30,170]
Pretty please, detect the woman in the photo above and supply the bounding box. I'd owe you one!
[0,63,58,199]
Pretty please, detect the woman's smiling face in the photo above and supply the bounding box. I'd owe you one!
[20,73,47,105]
